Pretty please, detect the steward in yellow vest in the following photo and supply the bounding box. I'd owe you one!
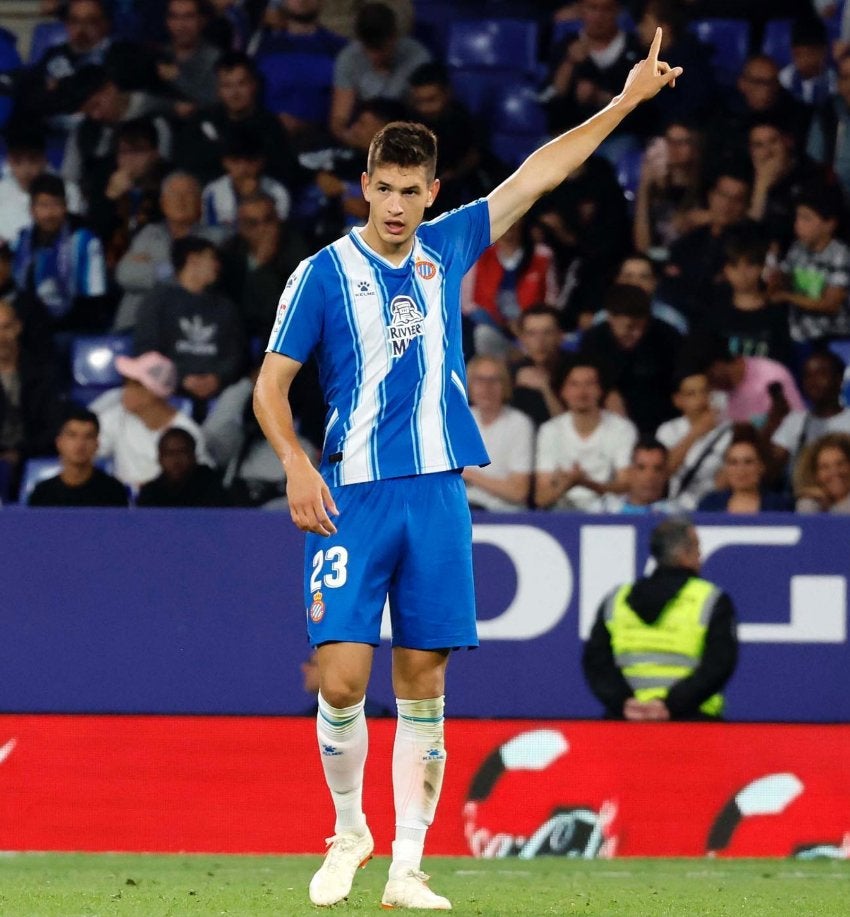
[582,518,738,721]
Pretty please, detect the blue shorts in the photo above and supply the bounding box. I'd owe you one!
[303,471,478,650]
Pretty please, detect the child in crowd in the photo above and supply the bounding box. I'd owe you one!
[780,16,836,108]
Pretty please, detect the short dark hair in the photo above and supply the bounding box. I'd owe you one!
[796,181,844,223]
[650,516,695,566]
[355,2,397,49]
[60,405,100,435]
[604,283,651,319]
[564,357,602,385]
[642,0,686,36]
[65,0,109,19]
[409,61,451,89]
[4,124,46,157]
[517,303,561,330]
[633,435,668,460]
[722,228,769,266]
[29,172,66,202]
[222,125,264,159]
[73,64,112,105]
[791,15,827,48]
[367,121,438,182]
[805,342,846,379]
[215,50,257,78]
[358,98,409,124]
[172,235,217,272]
[116,117,159,151]
[727,422,769,465]
[158,427,196,454]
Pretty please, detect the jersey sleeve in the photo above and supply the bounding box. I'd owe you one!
[423,199,491,274]
[266,257,323,363]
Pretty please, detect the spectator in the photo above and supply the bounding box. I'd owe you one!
[582,516,738,720]
[297,98,405,247]
[11,173,110,332]
[406,62,487,215]
[768,185,850,344]
[659,169,755,325]
[92,350,209,489]
[136,426,230,506]
[157,0,222,111]
[0,245,15,301]
[579,282,682,434]
[172,51,300,187]
[462,355,534,512]
[794,431,850,513]
[511,305,574,427]
[88,117,170,265]
[202,357,323,507]
[589,436,677,514]
[28,406,128,507]
[780,15,836,109]
[544,0,644,153]
[134,235,245,413]
[535,359,636,511]
[747,116,827,252]
[462,216,559,358]
[605,252,687,333]
[113,171,225,331]
[201,126,292,230]
[771,346,850,481]
[219,191,311,340]
[61,64,172,205]
[633,119,704,260]
[702,333,805,433]
[807,51,850,204]
[328,2,430,143]
[656,370,732,511]
[697,425,793,512]
[0,298,62,499]
[249,0,346,139]
[703,230,792,365]
[0,126,83,247]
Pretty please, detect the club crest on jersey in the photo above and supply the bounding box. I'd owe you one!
[415,259,437,280]
[309,591,325,623]
[387,295,424,358]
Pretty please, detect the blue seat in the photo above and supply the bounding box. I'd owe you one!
[18,457,61,504]
[450,69,518,119]
[256,51,335,123]
[688,18,750,87]
[615,146,644,203]
[71,334,133,387]
[28,20,67,65]
[828,339,850,406]
[762,19,792,70]
[447,19,539,76]
[489,82,548,168]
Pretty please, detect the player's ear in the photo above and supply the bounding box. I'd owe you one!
[426,178,441,208]
[360,171,370,199]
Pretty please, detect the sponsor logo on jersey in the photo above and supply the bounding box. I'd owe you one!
[356,280,373,296]
[387,295,424,358]
[272,298,287,333]
[309,591,325,622]
[415,259,437,280]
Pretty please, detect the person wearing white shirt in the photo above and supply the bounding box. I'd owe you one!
[656,371,732,511]
[535,359,637,511]
[462,355,534,512]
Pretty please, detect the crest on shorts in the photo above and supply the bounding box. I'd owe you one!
[387,295,424,358]
[309,591,325,623]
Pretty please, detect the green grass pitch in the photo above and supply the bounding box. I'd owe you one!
[0,854,847,916]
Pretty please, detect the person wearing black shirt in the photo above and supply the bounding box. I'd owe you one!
[28,406,128,506]
[136,427,229,507]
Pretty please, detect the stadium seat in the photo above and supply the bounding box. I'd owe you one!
[28,21,67,65]
[71,334,133,387]
[447,19,539,76]
[450,69,517,120]
[18,457,61,504]
[761,19,793,70]
[688,18,750,87]
[615,146,644,203]
[828,339,850,405]
[256,51,335,123]
[489,82,548,168]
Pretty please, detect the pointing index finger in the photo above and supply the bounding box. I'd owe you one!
[649,26,662,65]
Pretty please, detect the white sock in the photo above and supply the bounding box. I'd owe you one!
[316,692,369,836]
[390,696,446,879]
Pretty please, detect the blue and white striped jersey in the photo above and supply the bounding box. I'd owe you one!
[267,198,492,486]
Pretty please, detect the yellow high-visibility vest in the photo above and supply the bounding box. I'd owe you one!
[604,577,724,718]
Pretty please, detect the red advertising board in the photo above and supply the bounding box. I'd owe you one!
[0,716,846,858]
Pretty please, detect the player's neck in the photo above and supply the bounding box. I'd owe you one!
[359,224,414,267]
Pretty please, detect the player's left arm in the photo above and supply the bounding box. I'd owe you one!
[487,28,682,243]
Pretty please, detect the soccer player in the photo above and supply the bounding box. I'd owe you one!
[254,29,681,911]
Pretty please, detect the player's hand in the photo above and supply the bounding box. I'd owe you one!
[619,28,682,108]
[286,453,339,536]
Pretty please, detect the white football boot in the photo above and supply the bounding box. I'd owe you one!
[308,828,374,906]
[381,869,452,910]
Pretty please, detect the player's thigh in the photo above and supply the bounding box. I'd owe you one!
[304,480,402,646]
[389,471,478,650]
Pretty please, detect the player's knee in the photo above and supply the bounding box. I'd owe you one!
[320,678,367,710]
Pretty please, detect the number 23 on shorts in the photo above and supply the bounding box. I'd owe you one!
[310,546,349,591]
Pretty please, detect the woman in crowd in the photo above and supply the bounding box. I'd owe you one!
[794,432,850,514]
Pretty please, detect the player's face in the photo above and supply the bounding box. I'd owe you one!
[815,446,850,503]
[56,420,98,467]
[361,164,439,258]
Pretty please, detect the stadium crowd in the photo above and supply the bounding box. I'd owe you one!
[2,0,850,513]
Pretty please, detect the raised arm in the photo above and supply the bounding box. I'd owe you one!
[487,28,682,242]
[254,351,339,536]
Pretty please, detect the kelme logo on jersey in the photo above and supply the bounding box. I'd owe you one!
[415,259,437,280]
[309,591,325,623]
[387,295,424,358]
